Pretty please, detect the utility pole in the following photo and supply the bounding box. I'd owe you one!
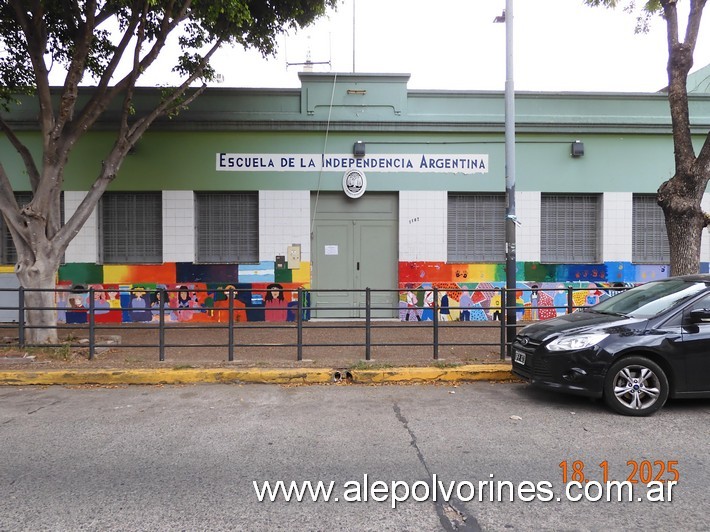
[495,0,517,354]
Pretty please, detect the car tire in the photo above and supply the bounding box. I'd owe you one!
[603,356,669,416]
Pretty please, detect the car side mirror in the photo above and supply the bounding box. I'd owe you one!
[689,308,710,322]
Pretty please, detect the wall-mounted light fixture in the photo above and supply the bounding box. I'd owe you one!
[353,141,366,157]
[571,140,584,157]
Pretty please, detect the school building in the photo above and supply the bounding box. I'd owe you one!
[3,67,710,323]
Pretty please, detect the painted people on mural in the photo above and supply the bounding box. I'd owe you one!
[150,289,164,322]
[265,283,287,322]
[439,291,451,321]
[536,288,557,320]
[93,288,112,323]
[421,285,434,321]
[459,289,472,321]
[212,285,247,323]
[171,285,198,321]
[66,290,87,324]
[530,285,539,320]
[130,287,152,322]
[106,288,123,322]
[404,285,421,321]
[287,291,300,322]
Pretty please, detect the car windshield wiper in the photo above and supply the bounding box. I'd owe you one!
[588,309,628,317]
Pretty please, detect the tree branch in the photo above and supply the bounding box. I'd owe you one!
[663,0,696,172]
[53,0,98,138]
[0,115,40,192]
[129,37,223,141]
[9,0,54,137]
[0,163,32,260]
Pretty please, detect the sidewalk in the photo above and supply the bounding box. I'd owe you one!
[0,321,515,385]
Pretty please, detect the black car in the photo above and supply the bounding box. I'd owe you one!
[512,274,710,416]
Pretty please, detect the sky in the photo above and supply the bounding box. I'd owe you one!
[154,0,710,94]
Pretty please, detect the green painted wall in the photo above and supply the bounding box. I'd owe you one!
[4,72,710,195]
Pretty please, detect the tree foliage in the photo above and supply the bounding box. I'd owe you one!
[586,0,710,275]
[0,0,337,342]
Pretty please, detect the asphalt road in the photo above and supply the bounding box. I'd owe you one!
[1,382,708,531]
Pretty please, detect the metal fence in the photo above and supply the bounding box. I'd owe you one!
[0,286,610,363]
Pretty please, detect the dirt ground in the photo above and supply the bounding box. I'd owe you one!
[0,320,517,370]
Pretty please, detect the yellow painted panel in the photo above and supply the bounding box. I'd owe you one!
[291,262,311,285]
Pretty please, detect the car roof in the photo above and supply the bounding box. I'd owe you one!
[658,274,710,282]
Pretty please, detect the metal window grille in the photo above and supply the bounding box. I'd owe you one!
[541,194,600,263]
[632,194,670,264]
[448,193,505,262]
[196,192,259,263]
[100,192,162,263]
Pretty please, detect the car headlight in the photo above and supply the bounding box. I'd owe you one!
[546,333,609,352]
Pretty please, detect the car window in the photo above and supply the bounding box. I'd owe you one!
[591,279,710,318]
[683,293,710,315]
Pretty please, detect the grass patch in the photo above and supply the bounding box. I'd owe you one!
[430,361,463,368]
[48,343,73,361]
[348,361,394,371]
[172,364,196,370]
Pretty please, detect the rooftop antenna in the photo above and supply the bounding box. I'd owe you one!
[285,34,332,71]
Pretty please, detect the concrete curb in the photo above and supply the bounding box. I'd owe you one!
[0,364,514,386]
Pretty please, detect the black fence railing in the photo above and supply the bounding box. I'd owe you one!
[0,286,620,363]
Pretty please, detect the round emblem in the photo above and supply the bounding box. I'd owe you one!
[343,169,367,199]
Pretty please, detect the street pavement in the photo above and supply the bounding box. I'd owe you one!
[1,382,708,531]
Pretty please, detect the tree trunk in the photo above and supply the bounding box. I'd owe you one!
[658,178,706,276]
[15,260,61,345]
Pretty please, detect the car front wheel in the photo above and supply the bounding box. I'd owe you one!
[603,356,669,416]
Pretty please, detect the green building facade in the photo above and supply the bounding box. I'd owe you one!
[3,69,710,323]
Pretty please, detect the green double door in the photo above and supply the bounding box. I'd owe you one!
[311,193,398,319]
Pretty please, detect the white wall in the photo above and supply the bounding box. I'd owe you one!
[259,190,311,263]
[399,191,447,262]
[163,191,195,262]
[63,191,98,263]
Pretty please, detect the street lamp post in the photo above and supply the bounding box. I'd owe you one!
[496,0,517,354]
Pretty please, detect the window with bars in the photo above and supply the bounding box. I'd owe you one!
[1,192,33,265]
[100,192,162,264]
[196,192,259,263]
[541,194,600,263]
[448,193,505,262]
[632,194,670,264]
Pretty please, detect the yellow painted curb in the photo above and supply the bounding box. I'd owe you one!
[0,364,514,386]
[0,368,336,386]
[350,364,514,384]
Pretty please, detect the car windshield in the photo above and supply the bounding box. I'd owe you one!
[589,279,710,318]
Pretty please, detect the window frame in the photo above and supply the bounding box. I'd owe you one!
[541,193,601,264]
[447,192,506,263]
[632,193,670,264]
[195,191,259,264]
[99,191,163,264]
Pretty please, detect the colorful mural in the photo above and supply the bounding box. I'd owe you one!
[53,261,311,324]
[395,260,681,322]
[3,258,699,324]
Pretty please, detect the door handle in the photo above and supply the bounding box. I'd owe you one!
[357,262,360,270]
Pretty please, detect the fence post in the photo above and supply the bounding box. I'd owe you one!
[18,286,25,348]
[567,286,574,314]
[88,287,95,360]
[365,288,371,361]
[159,289,166,362]
[433,287,439,360]
[499,287,506,360]
[502,286,511,358]
[228,288,234,362]
[297,287,303,362]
